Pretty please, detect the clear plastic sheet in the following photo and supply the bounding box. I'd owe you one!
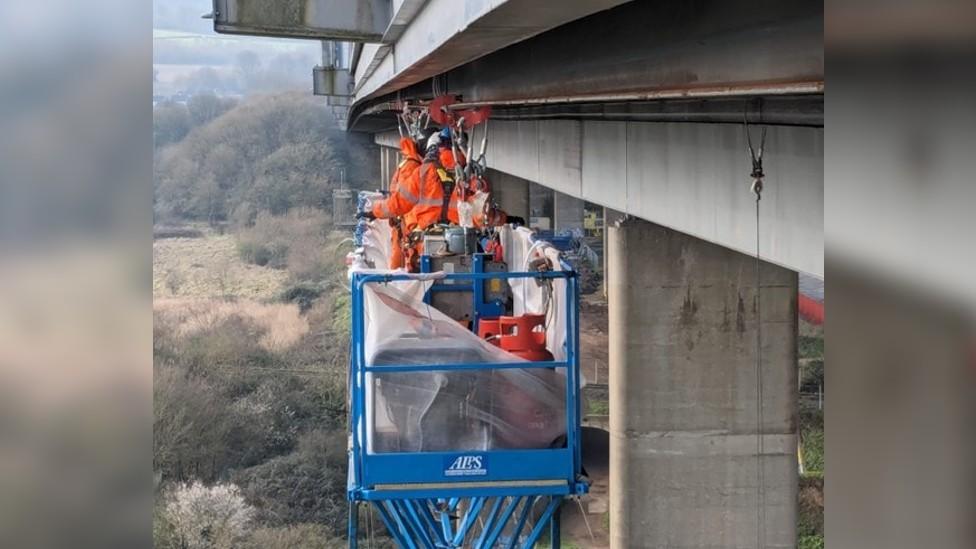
[361,281,565,453]
[350,221,573,455]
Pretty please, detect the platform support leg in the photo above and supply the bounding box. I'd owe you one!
[549,497,561,548]
[348,502,359,549]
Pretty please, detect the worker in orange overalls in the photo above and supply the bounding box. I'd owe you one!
[415,129,525,228]
[357,133,425,268]
[361,129,524,271]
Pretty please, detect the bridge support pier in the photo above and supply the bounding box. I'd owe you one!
[378,147,399,191]
[554,192,585,232]
[602,208,626,298]
[488,170,531,221]
[608,218,798,549]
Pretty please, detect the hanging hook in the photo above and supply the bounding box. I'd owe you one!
[744,103,767,200]
[478,120,489,167]
[464,125,476,180]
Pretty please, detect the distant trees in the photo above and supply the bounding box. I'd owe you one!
[153,93,238,149]
[153,93,377,225]
[187,93,237,128]
[154,103,192,147]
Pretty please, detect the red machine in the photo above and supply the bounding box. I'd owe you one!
[429,94,492,129]
[478,314,554,362]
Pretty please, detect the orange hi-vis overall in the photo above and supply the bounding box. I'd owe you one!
[370,137,422,268]
[377,145,509,271]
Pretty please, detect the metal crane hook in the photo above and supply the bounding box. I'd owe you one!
[744,109,767,200]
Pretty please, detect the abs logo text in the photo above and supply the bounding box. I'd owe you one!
[443,455,488,477]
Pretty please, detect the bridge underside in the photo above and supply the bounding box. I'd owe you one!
[358,3,820,548]
[349,0,822,130]
[213,1,822,547]
[376,112,823,277]
[357,0,823,277]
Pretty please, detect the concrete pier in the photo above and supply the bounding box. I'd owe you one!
[554,192,585,232]
[608,219,798,549]
[488,169,531,221]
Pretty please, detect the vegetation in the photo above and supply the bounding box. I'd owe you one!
[799,335,824,360]
[798,331,825,549]
[587,398,609,416]
[799,535,825,549]
[800,408,825,473]
[154,90,826,547]
[156,481,255,549]
[153,92,374,547]
[154,234,291,300]
[154,93,239,149]
[153,93,375,226]
[153,235,354,546]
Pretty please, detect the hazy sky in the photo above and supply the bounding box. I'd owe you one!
[153,0,320,96]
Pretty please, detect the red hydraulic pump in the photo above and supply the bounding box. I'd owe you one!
[478,314,553,362]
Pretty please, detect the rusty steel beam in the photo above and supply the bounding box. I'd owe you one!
[211,0,390,41]
[448,82,825,109]
[349,0,823,130]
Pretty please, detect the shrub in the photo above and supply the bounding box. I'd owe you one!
[180,314,274,380]
[279,284,323,313]
[153,365,235,480]
[236,209,331,277]
[799,359,824,391]
[161,481,255,549]
[154,495,179,549]
[799,474,824,540]
[799,535,825,549]
[234,430,348,531]
[331,293,351,339]
[154,314,302,479]
[245,523,344,549]
[267,242,291,269]
[154,226,205,239]
[238,241,272,266]
[800,408,824,473]
[799,335,824,359]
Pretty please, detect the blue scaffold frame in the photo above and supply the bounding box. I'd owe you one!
[418,253,507,333]
[346,268,587,548]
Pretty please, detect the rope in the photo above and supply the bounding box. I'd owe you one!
[575,497,596,546]
[745,103,767,549]
[754,187,766,549]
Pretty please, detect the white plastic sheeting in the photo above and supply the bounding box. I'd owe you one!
[358,191,393,269]
[361,280,565,453]
[349,220,575,455]
[497,226,568,362]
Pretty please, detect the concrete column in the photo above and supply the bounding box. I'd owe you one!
[379,147,389,190]
[529,182,554,230]
[602,208,626,298]
[554,191,585,232]
[380,146,400,191]
[608,219,797,549]
[487,169,530,220]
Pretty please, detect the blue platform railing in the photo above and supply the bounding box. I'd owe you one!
[346,268,587,548]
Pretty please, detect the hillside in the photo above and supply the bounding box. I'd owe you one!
[153,92,373,548]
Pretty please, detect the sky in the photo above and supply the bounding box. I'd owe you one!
[153,0,321,96]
